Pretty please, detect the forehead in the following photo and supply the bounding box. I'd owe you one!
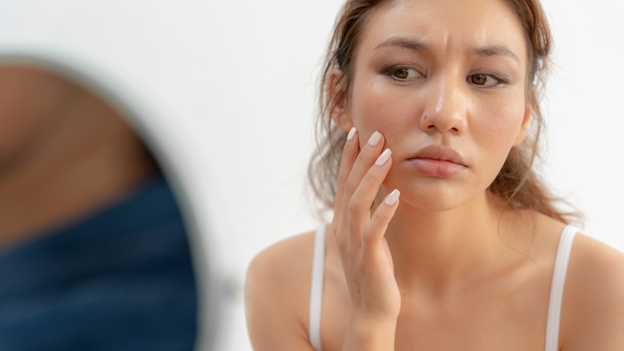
[358,0,528,64]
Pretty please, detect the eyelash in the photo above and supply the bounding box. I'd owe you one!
[385,67,424,81]
[384,66,509,88]
[467,73,509,88]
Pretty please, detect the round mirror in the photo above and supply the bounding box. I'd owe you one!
[0,57,229,350]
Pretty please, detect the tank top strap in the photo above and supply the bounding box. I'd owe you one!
[545,225,578,351]
[309,225,327,351]
[308,224,578,351]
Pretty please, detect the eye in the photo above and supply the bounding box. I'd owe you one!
[469,74,500,88]
[391,68,420,80]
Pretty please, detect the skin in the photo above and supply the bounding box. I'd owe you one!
[245,0,624,350]
[0,66,156,248]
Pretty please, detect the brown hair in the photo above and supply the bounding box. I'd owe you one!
[308,0,580,224]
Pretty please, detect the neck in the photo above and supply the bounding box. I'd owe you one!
[381,188,514,295]
[0,91,156,248]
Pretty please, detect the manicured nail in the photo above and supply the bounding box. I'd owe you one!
[368,131,382,147]
[375,148,392,167]
[384,189,400,206]
[347,127,356,141]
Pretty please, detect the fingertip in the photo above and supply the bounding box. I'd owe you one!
[374,148,392,168]
[342,127,360,156]
[347,127,357,142]
[383,189,400,207]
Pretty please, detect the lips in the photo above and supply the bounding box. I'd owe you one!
[406,145,467,177]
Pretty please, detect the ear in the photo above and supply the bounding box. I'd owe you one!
[513,103,533,146]
[328,68,353,133]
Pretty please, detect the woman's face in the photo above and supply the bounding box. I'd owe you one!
[342,0,532,211]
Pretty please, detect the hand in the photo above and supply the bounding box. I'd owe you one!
[329,128,402,333]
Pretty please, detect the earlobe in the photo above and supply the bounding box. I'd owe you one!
[328,68,353,133]
[513,104,533,146]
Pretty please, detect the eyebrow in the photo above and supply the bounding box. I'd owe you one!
[471,45,520,63]
[374,37,520,63]
[374,37,432,52]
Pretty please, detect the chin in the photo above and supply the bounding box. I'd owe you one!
[384,175,482,212]
[403,190,468,212]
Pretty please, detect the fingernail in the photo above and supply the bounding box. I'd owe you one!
[347,127,356,141]
[375,148,392,167]
[384,189,400,206]
[368,131,382,147]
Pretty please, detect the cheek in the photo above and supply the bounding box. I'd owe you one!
[469,94,527,171]
[349,75,422,147]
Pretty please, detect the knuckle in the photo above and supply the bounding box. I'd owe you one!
[336,233,347,251]
[347,199,362,218]
[356,151,372,166]
[356,259,368,275]
[361,229,375,245]
[362,171,380,186]
[344,181,357,198]
[372,210,392,226]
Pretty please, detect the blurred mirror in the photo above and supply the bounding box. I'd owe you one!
[0,64,198,350]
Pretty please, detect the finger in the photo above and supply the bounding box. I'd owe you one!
[342,130,386,222]
[382,237,394,273]
[333,128,359,256]
[361,189,400,250]
[348,148,393,230]
[333,127,360,222]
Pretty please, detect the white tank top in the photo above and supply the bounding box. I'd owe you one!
[308,225,578,351]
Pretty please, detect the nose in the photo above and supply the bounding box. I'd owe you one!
[420,73,468,136]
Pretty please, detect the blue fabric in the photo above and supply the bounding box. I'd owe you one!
[0,175,197,351]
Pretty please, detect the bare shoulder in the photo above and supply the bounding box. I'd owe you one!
[244,230,318,351]
[561,232,624,350]
[246,229,316,285]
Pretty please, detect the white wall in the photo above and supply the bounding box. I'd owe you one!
[541,0,624,247]
[0,0,621,350]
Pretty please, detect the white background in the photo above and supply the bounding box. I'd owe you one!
[0,0,622,350]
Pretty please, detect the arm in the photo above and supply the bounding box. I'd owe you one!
[245,234,318,351]
[561,233,624,351]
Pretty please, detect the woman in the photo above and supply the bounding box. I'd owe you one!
[245,0,624,350]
